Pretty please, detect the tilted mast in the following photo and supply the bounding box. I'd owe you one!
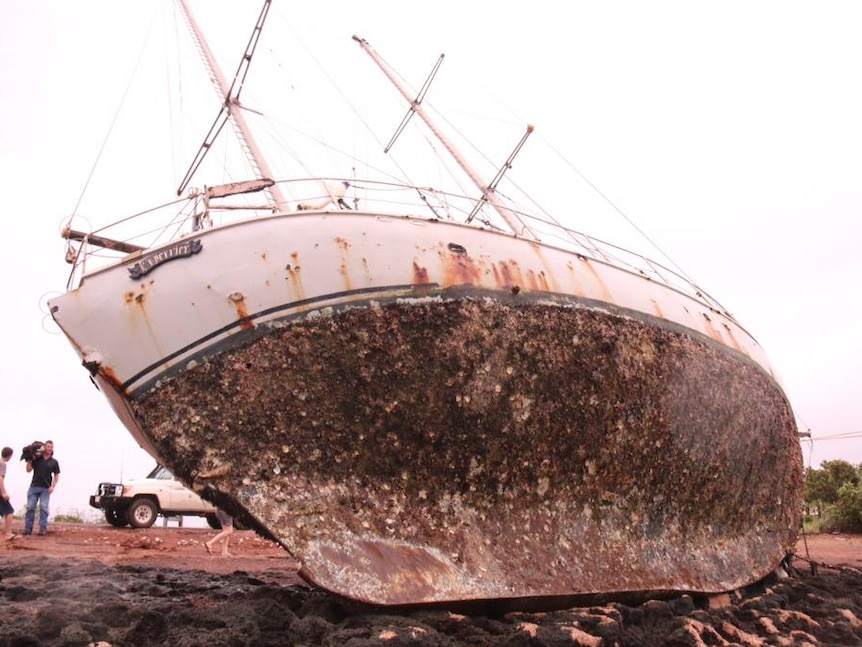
[353,36,538,241]
[175,0,287,210]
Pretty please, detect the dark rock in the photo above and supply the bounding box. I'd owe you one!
[0,555,860,646]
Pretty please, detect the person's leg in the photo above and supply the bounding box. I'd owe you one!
[38,490,50,534]
[4,512,12,538]
[220,526,234,556]
[24,487,37,534]
[206,529,228,553]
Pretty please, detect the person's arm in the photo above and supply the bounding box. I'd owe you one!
[0,473,7,500]
[50,472,59,492]
[25,461,33,474]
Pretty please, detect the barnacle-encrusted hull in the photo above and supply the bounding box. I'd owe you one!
[138,297,801,606]
[51,212,803,607]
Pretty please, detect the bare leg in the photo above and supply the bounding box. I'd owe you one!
[221,527,233,556]
[205,526,234,556]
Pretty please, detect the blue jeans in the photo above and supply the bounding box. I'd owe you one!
[25,486,51,533]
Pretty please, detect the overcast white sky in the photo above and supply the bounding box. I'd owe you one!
[1,1,860,519]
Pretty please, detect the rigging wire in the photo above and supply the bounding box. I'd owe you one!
[270,14,408,180]
[266,8,483,213]
[540,135,699,284]
[174,0,273,196]
[71,9,160,220]
[419,59,713,296]
[811,431,862,441]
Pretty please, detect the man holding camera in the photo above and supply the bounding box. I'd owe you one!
[24,440,60,536]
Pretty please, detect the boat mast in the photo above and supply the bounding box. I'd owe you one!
[175,0,287,210]
[354,36,538,241]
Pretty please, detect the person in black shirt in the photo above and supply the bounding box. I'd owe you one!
[24,440,60,536]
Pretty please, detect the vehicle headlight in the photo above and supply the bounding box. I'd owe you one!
[98,483,125,497]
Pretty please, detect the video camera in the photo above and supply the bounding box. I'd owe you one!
[21,441,45,462]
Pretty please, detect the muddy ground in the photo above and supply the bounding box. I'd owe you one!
[0,523,859,646]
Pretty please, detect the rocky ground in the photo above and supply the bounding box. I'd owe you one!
[0,523,859,646]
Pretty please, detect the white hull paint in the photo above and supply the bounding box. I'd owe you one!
[52,210,774,400]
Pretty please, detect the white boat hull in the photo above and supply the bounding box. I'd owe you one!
[50,211,803,606]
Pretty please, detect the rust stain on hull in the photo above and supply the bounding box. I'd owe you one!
[228,292,255,331]
[412,261,430,285]
[132,299,803,607]
[440,247,481,285]
[335,237,353,291]
[284,252,305,302]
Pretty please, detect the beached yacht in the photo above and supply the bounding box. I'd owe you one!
[49,0,803,607]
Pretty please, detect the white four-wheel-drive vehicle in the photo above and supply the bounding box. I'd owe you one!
[89,464,223,529]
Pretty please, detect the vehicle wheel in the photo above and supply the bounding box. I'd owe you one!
[105,508,128,528]
[127,498,158,528]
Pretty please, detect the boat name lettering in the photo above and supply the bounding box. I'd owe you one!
[128,240,203,279]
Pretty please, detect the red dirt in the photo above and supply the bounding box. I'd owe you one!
[1,522,301,583]
[792,531,862,570]
[3,522,856,582]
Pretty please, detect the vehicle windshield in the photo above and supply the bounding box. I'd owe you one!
[145,465,175,480]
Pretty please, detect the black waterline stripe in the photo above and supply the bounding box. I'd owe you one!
[120,282,769,397]
[121,282,428,391]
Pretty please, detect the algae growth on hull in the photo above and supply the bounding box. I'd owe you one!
[133,298,803,605]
